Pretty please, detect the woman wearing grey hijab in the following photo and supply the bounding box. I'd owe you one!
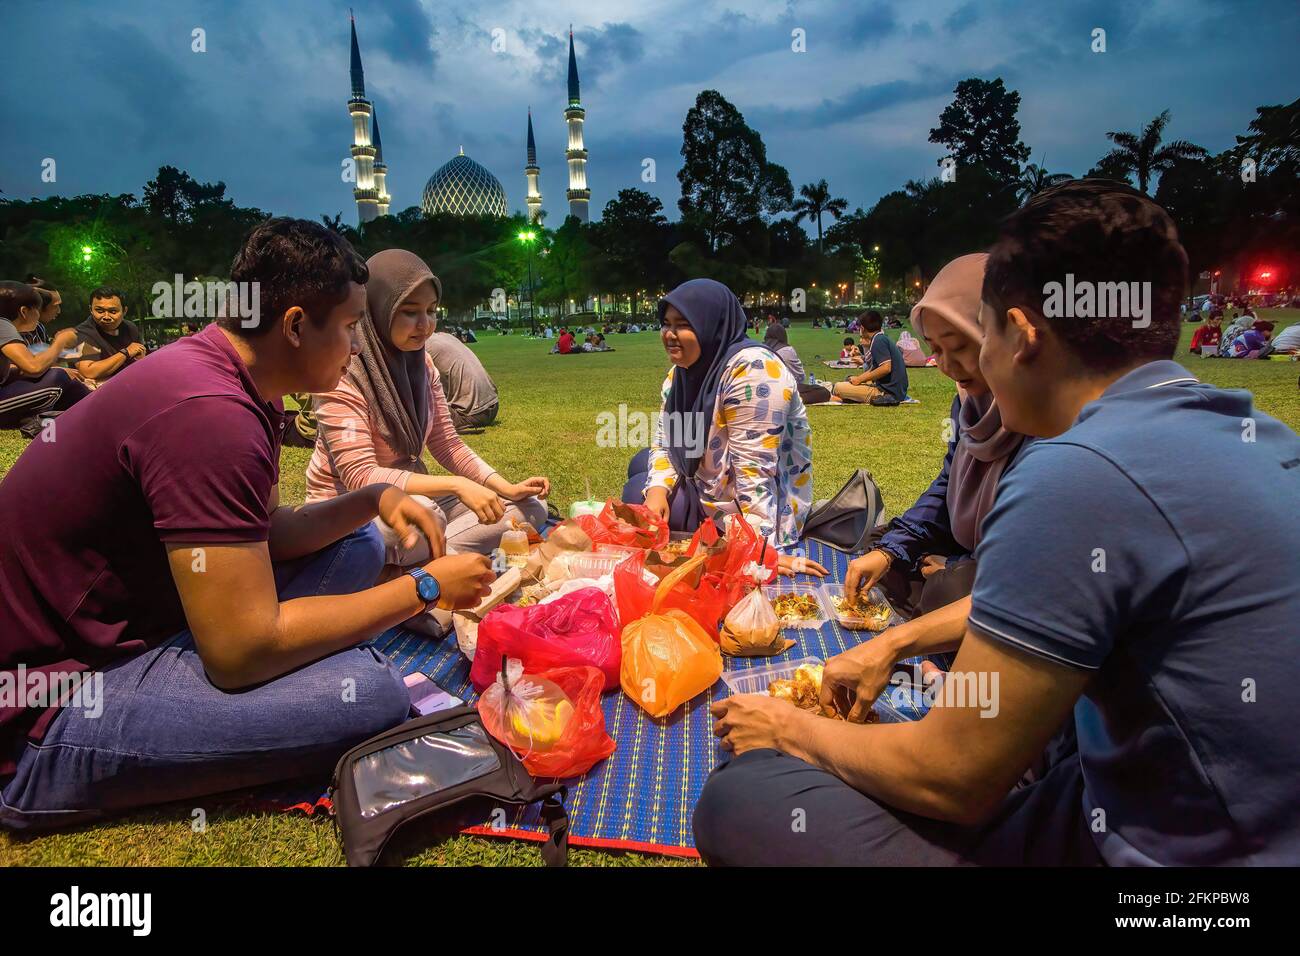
[306,249,550,605]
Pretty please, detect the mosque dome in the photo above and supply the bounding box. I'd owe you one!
[421,149,508,217]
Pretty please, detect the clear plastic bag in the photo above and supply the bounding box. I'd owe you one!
[719,586,793,657]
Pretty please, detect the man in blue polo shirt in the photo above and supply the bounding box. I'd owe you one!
[694,180,1300,865]
[832,311,908,405]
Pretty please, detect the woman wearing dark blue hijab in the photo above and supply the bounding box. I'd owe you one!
[622,279,823,574]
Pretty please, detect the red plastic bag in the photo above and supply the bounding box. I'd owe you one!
[471,587,621,692]
[574,499,670,551]
[478,659,615,778]
[614,550,729,639]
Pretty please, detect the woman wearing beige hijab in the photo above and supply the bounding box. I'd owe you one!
[306,249,550,593]
[823,254,1033,717]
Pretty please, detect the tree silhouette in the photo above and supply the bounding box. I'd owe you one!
[790,179,849,253]
[1099,110,1207,193]
[1015,163,1072,204]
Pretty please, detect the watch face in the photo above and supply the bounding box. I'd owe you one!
[416,574,440,602]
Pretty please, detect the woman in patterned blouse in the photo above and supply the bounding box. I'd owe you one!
[622,279,824,575]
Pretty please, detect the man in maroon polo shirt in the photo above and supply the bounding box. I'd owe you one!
[0,218,494,830]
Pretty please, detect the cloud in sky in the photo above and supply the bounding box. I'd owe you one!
[2,0,1297,228]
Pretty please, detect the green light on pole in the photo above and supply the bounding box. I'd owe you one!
[518,231,537,334]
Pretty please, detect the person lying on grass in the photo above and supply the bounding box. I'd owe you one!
[695,180,1300,866]
[306,248,549,635]
[0,218,495,832]
[622,278,826,576]
[0,280,91,433]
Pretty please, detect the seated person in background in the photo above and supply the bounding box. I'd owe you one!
[72,286,147,383]
[695,180,1300,867]
[844,254,1029,624]
[24,288,55,347]
[307,248,548,630]
[425,328,499,431]
[0,218,496,831]
[557,328,575,354]
[1217,307,1255,356]
[832,311,908,405]
[839,336,861,362]
[1188,310,1222,353]
[591,332,612,352]
[0,280,89,432]
[1228,320,1273,358]
[622,278,826,576]
[1267,320,1300,354]
[763,321,805,381]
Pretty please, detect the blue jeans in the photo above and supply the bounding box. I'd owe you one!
[0,525,411,831]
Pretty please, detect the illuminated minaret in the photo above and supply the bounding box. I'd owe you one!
[372,106,391,217]
[525,109,542,223]
[348,13,379,224]
[563,27,590,222]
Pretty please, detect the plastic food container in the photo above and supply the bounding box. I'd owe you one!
[720,656,925,723]
[763,582,828,629]
[558,550,632,580]
[818,583,894,632]
[720,657,823,696]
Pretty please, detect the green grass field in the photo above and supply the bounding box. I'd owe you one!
[1,311,1296,866]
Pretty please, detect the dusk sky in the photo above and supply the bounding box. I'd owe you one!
[5,0,1298,227]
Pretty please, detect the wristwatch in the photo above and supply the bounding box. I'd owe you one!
[407,567,441,611]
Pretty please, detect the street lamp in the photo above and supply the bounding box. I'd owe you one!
[517,230,537,335]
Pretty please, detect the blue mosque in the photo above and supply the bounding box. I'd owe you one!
[347,15,589,226]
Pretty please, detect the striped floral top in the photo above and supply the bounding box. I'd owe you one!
[644,346,813,548]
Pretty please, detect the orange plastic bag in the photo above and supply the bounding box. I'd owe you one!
[620,556,724,718]
[477,658,615,779]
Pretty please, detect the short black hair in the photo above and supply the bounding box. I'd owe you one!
[859,310,884,333]
[0,280,41,321]
[90,286,126,306]
[982,179,1187,370]
[843,336,855,346]
[226,217,368,336]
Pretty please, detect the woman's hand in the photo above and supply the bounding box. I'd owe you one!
[710,694,806,755]
[643,486,671,523]
[844,549,892,599]
[919,554,948,579]
[455,478,506,525]
[52,328,78,351]
[819,633,902,723]
[776,552,828,577]
[502,476,550,501]
[376,486,445,559]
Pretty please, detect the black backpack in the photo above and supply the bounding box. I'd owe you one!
[800,468,888,553]
[330,705,568,867]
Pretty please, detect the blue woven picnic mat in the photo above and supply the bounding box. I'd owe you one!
[371,538,929,857]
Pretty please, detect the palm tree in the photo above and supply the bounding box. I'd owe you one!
[790,179,849,253]
[1100,110,1207,193]
[1016,163,1072,204]
[320,212,347,233]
